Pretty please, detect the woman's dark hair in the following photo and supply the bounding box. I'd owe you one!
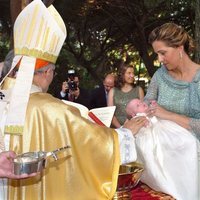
[148,22,195,55]
[115,61,135,89]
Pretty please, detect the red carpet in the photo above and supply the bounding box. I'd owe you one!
[130,182,175,200]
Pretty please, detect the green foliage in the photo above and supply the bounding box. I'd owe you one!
[0,0,198,92]
[52,0,196,89]
[0,21,11,60]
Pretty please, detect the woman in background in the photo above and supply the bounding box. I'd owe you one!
[108,62,144,128]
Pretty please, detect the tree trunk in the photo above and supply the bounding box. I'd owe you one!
[195,0,200,63]
[42,0,55,7]
[10,0,21,48]
[133,24,157,78]
[10,0,22,27]
[9,0,55,49]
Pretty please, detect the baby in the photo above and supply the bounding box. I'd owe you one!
[126,98,157,126]
[125,98,199,200]
[126,98,149,117]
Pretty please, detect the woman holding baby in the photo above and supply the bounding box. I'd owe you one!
[134,22,200,200]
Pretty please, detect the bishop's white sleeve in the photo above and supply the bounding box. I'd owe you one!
[115,127,137,164]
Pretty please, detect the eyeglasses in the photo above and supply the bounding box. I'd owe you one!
[51,68,57,77]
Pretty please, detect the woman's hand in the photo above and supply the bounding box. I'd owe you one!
[147,101,190,129]
[147,101,172,120]
[123,116,148,136]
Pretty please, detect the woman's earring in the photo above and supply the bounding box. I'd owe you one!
[179,51,183,59]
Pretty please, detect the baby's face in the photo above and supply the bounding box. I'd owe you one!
[131,99,148,114]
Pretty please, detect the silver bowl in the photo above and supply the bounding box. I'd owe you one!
[13,146,70,175]
[14,151,47,175]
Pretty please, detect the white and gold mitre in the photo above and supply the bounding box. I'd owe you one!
[1,0,67,135]
[14,0,66,63]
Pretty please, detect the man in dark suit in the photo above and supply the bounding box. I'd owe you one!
[90,74,115,109]
[56,73,90,108]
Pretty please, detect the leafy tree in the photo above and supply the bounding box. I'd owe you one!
[50,0,195,90]
[0,0,197,93]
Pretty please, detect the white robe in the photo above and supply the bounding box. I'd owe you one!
[135,116,199,200]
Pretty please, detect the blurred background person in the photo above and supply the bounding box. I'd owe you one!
[0,62,3,78]
[108,62,144,128]
[0,50,14,81]
[89,73,115,109]
[56,69,90,108]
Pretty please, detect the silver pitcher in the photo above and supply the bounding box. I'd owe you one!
[13,146,71,175]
